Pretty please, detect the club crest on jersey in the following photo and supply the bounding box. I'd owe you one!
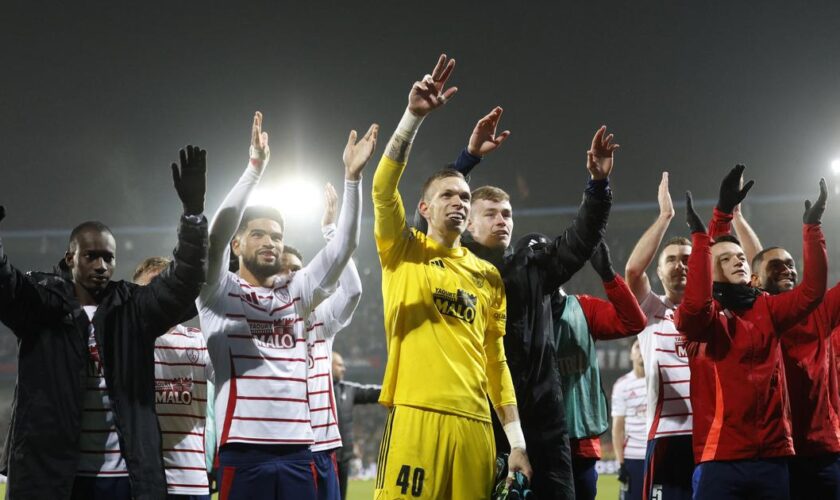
[155,377,194,405]
[471,272,485,288]
[433,288,477,324]
[248,318,297,349]
[186,348,200,364]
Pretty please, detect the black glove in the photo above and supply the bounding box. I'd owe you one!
[618,463,630,484]
[686,191,706,234]
[716,164,754,214]
[803,178,828,225]
[590,240,616,281]
[171,145,207,216]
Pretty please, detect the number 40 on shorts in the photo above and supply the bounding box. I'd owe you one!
[396,465,425,497]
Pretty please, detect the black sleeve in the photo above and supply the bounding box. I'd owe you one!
[533,189,612,291]
[0,247,61,336]
[351,383,382,405]
[133,214,209,339]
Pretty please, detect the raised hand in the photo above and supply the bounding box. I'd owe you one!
[249,111,270,170]
[343,124,379,180]
[171,145,207,216]
[586,125,620,180]
[590,240,617,281]
[467,106,511,157]
[321,182,338,228]
[717,164,755,214]
[803,178,828,225]
[685,191,706,234]
[659,172,675,219]
[407,54,458,117]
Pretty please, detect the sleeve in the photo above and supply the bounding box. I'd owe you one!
[533,184,612,291]
[200,164,263,307]
[825,283,840,331]
[484,271,517,409]
[314,221,362,336]
[611,377,627,417]
[372,155,409,258]
[674,232,717,342]
[0,251,62,335]
[451,148,481,179]
[134,214,210,338]
[204,378,216,472]
[294,178,362,314]
[577,275,648,341]
[766,224,828,332]
[707,207,733,239]
[349,382,383,404]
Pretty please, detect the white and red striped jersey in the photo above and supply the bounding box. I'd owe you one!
[638,291,693,439]
[77,305,128,478]
[611,371,648,460]
[198,160,362,450]
[308,224,363,453]
[154,324,210,496]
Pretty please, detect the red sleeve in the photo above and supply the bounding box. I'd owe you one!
[824,283,840,331]
[767,224,827,332]
[708,207,732,239]
[577,275,647,340]
[674,232,716,341]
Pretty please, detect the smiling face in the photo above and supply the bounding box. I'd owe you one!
[233,218,284,279]
[712,241,750,285]
[752,247,797,294]
[419,175,471,236]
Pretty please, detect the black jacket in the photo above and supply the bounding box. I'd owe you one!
[334,380,381,462]
[0,215,208,500]
[467,185,610,499]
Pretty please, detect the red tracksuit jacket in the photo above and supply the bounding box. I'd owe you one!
[569,275,648,459]
[710,209,840,456]
[675,224,826,463]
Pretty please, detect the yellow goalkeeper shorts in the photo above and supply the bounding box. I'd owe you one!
[374,405,496,499]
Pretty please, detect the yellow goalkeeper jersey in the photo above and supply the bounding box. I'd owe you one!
[372,155,516,422]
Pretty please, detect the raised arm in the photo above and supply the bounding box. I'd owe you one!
[674,192,716,341]
[299,125,376,311]
[766,180,828,331]
[202,112,269,301]
[625,172,674,303]
[732,204,763,264]
[373,54,458,252]
[580,242,647,340]
[137,145,209,336]
[535,126,616,291]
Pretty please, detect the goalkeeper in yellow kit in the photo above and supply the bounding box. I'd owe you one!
[372,54,532,499]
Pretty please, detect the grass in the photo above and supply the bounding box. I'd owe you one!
[0,473,619,498]
[345,475,620,499]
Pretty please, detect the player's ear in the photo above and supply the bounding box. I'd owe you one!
[750,273,760,288]
[418,199,430,220]
[230,238,242,257]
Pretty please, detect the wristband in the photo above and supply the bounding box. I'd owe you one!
[503,421,527,450]
[394,108,424,143]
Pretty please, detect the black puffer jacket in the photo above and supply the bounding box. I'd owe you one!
[0,215,208,500]
[466,184,610,500]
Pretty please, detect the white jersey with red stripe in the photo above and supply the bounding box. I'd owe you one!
[638,291,693,439]
[197,158,362,449]
[200,271,317,446]
[611,371,648,460]
[77,306,128,477]
[154,324,209,495]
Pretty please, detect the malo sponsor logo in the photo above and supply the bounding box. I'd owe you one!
[675,340,687,358]
[155,377,194,405]
[248,318,297,349]
[433,288,477,324]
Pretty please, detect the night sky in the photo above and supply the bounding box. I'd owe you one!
[3,1,840,233]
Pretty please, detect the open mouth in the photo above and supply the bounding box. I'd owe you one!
[447,213,466,223]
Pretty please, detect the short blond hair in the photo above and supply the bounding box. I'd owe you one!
[471,185,510,203]
[133,256,171,283]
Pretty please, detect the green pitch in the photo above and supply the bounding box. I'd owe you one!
[0,473,619,498]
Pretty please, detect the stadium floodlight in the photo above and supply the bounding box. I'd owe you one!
[248,177,324,221]
[831,159,840,175]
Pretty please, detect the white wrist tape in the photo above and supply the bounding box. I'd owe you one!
[504,421,527,450]
[394,107,424,143]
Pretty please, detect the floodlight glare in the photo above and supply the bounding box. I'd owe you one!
[248,177,324,221]
[831,159,840,175]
